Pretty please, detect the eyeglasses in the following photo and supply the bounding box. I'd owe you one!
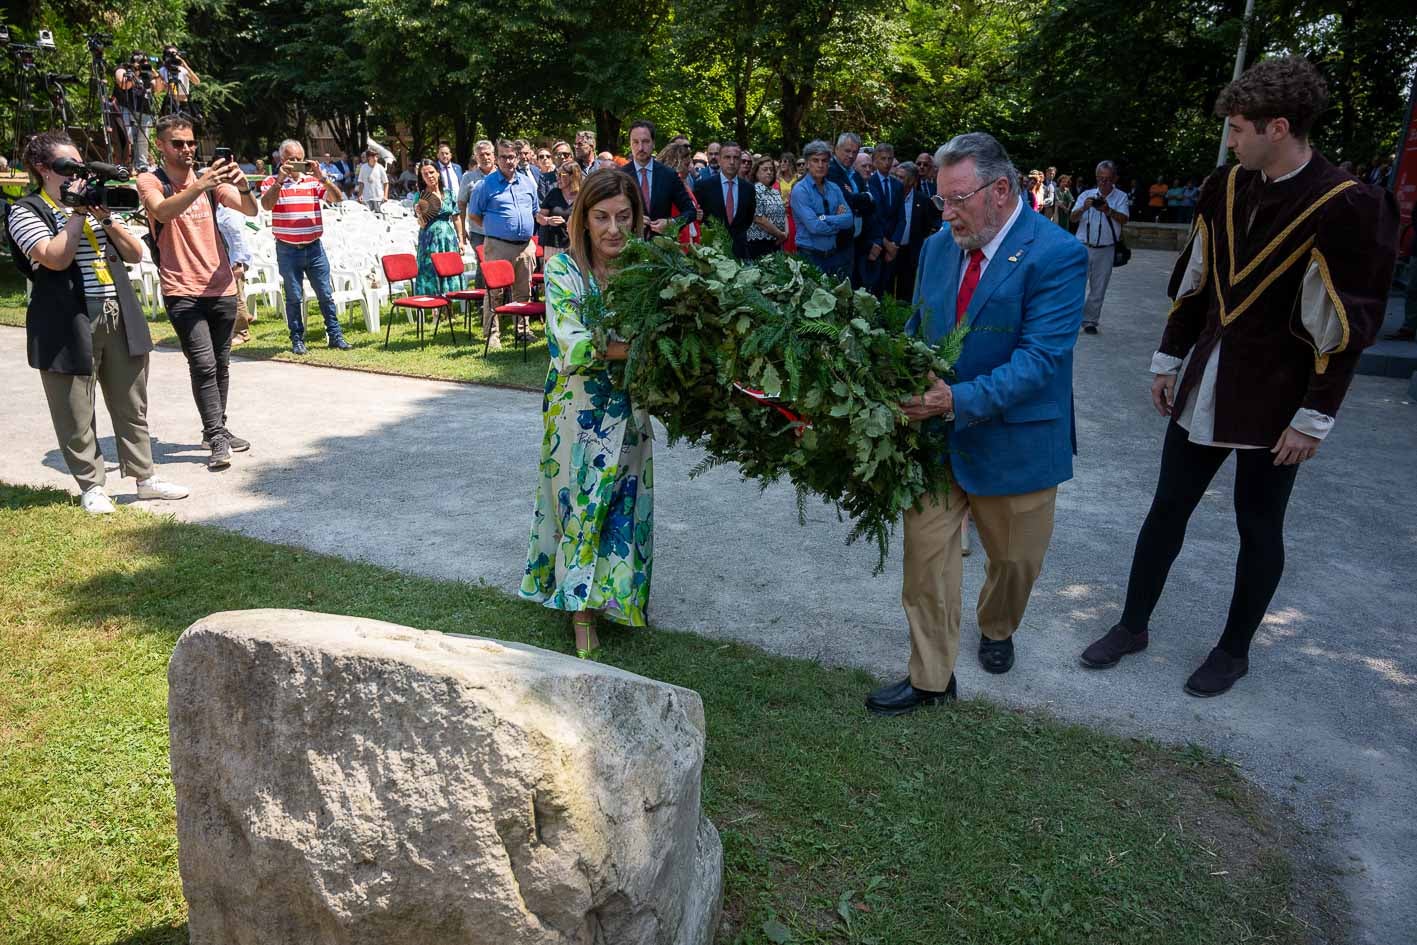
[537,152,552,159]
[168,139,197,149]
[930,178,1001,211]
[554,151,571,159]
[692,160,707,166]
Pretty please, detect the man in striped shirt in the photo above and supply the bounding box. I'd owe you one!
[259,138,352,355]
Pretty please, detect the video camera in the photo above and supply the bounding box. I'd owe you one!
[51,156,141,211]
[162,46,184,72]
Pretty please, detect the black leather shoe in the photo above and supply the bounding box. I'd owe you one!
[1080,623,1149,668]
[978,635,1014,674]
[329,337,353,350]
[865,676,956,716]
[1184,647,1248,697]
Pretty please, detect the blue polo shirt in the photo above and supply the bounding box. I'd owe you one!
[468,168,540,242]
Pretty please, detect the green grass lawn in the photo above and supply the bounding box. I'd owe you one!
[0,483,1335,945]
[0,263,548,391]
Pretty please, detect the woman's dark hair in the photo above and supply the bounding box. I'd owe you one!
[750,154,776,184]
[416,158,440,194]
[21,130,74,180]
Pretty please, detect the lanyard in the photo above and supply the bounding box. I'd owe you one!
[41,189,113,285]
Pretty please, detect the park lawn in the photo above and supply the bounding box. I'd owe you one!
[0,484,1334,945]
[0,263,547,391]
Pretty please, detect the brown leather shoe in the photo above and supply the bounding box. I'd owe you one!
[1080,623,1148,668]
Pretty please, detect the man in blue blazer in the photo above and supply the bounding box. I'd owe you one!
[867,132,1088,716]
[433,143,463,202]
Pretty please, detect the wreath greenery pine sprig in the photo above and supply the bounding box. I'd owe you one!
[590,225,966,571]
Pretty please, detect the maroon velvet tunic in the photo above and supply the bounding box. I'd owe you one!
[1159,152,1398,446]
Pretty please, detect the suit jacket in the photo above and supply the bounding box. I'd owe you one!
[694,172,756,258]
[621,159,694,232]
[866,172,902,248]
[906,202,1088,496]
[436,161,464,198]
[897,186,939,249]
[827,157,873,250]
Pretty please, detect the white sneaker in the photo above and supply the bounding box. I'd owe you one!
[80,486,116,515]
[136,476,191,501]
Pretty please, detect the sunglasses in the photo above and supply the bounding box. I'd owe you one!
[537,152,552,159]
[168,139,197,149]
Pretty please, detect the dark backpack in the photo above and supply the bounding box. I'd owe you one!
[141,167,223,269]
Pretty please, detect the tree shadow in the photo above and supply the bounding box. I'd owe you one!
[107,924,188,945]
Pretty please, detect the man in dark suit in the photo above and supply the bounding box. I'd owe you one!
[865,142,904,296]
[826,132,874,288]
[620,119,695,238]
[889,162,939,302]
[915,152,937,200]
[434,143,464,203]
[693,140,756,258]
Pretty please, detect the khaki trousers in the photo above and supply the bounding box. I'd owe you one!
[40,301,154,492]
[902,480,1058,691]
[481,236,535,339]
[233,267,252,334]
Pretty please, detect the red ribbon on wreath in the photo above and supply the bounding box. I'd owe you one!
[732,382,812,433]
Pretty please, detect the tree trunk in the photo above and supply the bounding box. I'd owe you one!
[780,75,814,154]
[595,109,623,156]
[1339,0,1357,156]
[454,112,471,167]
[411,113,425,164]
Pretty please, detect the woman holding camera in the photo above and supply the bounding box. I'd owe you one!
[6,131,188,513]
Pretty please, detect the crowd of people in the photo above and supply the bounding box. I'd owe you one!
[5,55,1403,708]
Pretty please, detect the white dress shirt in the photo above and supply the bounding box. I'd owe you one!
[1150,159,1333,447]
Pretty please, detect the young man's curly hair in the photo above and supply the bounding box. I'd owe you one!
[1213,55,1329,139]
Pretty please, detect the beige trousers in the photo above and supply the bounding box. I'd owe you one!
[233,267,252,334]
[481,236,536,339]
[901,480,1058,691]
[40,301,154,491]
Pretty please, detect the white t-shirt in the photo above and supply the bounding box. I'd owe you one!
[1074,187,1129,247]
[357,163,387,203]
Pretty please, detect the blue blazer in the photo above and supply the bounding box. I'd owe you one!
[906,202,1088,496]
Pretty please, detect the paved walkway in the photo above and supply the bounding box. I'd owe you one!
[2,250,1414,943]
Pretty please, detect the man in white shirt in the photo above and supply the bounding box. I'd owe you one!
[356,150,387,213]
[1069,159,1130,334]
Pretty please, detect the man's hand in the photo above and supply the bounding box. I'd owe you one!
[1271,427,1319,466]
[280,161,302,182]
[1151,373,1177,417]
[883,240,898,262]
[647,218,669,234]
[868,244,883,262]
[547,215,566,226]
[901,373,952,422]
[309,161,327,182]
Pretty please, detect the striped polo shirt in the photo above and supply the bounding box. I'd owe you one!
[260,175,327,244]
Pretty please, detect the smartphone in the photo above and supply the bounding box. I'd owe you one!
[213,147,233,164]
[287,160,311,174]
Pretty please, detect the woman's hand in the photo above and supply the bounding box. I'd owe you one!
[604,341,630,361]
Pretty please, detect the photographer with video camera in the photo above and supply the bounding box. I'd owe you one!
[157,45,200,118]
[113,51,157,167]
[136,114,259,470]
[5,130,190,513]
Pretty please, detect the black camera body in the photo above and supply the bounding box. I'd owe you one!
[52,157,141,212]
[162,48,183,71]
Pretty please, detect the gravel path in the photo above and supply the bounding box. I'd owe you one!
[2,249,1413,942]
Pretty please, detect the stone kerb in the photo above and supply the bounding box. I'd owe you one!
[168,609,722,944]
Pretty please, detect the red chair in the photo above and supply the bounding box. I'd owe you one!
[432,251,481,339]
[480,258,546,361]
[530,236,545,298]
[380,254,451,349]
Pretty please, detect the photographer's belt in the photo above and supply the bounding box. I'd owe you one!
[40,190,113,287]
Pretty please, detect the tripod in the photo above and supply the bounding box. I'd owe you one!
[6,44,42,165]
[84,42,119,164]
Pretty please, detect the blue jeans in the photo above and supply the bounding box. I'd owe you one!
[276,239,345,344]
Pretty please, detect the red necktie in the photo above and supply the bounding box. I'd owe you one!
[640,168,650,207]
[725,181,735,224]
[956,248,985,324]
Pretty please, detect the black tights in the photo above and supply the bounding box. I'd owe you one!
[1121,421,1299,657]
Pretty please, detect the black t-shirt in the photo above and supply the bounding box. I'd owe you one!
[540,187,573,248]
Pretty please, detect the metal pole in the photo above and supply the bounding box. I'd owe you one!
[1216,0,1258,168]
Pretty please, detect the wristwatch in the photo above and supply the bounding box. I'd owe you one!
[99,217,115,227]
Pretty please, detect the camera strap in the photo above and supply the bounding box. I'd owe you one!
[40,189,113,286]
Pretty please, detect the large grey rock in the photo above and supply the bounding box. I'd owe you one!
[168,609,722,945]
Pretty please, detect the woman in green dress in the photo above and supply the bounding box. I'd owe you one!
[413,160,465,295]
[520,170,651,657]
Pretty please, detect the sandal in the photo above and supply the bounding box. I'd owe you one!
[572,613,601,659]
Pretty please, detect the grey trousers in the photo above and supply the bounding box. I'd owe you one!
[1083,244,1115,327]
[39,299,154,491]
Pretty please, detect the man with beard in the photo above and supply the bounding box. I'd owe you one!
[866,131,1088,715]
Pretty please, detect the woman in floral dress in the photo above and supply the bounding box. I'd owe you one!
[413,160,464,295]
[520,169,652,657]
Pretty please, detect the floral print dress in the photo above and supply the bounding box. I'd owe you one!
[414,191,464,296]
[519,253,654,626]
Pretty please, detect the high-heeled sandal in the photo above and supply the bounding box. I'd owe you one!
[572,614,601,659]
